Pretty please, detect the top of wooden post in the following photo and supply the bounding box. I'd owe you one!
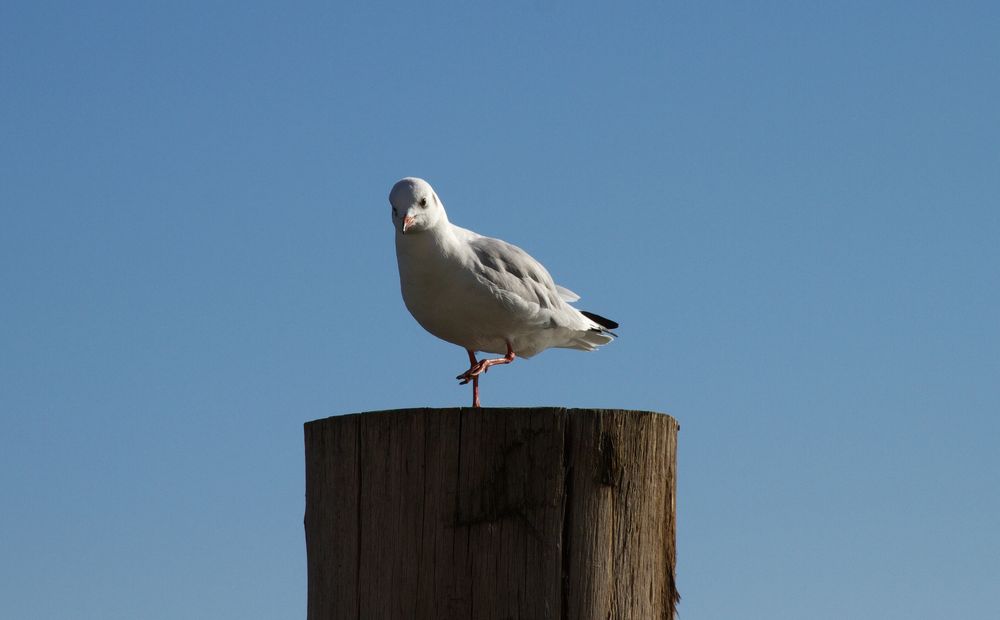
[305,406,678,427]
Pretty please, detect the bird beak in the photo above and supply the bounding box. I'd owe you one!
[402,215,415,234]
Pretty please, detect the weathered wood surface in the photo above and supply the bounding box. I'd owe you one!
[304,408,679,620]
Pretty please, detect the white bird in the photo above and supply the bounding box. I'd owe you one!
[389,177,618,407]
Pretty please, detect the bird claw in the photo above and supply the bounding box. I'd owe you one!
[456,360,490,383]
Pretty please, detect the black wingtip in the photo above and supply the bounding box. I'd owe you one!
[581,311,619,331]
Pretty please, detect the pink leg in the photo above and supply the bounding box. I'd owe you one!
[457,343,516,408]
[466,349,481,408]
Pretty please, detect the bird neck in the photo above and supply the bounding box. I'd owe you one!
[396,219,459,259]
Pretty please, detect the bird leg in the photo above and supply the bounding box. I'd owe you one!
[462,349,482,407]
[457,343,516,408]
[457,343,516,382]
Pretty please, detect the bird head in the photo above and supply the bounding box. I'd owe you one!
[389,177,446,235]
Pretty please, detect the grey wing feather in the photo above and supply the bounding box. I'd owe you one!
[467,236,566,311]
[555,284,580,302]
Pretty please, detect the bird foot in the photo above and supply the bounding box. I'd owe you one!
[456,345,516,385]
[456,359,492,384]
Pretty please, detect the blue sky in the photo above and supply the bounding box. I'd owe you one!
[2,1,998,618]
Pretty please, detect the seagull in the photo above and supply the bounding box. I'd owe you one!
[389,177,618,407]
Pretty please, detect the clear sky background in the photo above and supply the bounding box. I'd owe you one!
[2,1,998,618]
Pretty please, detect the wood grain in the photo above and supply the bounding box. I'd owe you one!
[304,408,679,620]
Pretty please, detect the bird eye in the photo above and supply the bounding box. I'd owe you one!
[392,207,398,217]
[419,198,427,208]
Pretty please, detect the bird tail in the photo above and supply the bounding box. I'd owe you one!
[581,311,619,334]
[559,310,618,351]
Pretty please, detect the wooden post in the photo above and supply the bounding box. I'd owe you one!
[304,408,679,619]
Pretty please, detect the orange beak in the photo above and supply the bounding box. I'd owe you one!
[402,215,416,233]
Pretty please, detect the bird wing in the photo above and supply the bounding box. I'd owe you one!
[555,284,580,302]
[463,234,571,317]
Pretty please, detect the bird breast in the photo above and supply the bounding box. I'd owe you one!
[396,234,519,354]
